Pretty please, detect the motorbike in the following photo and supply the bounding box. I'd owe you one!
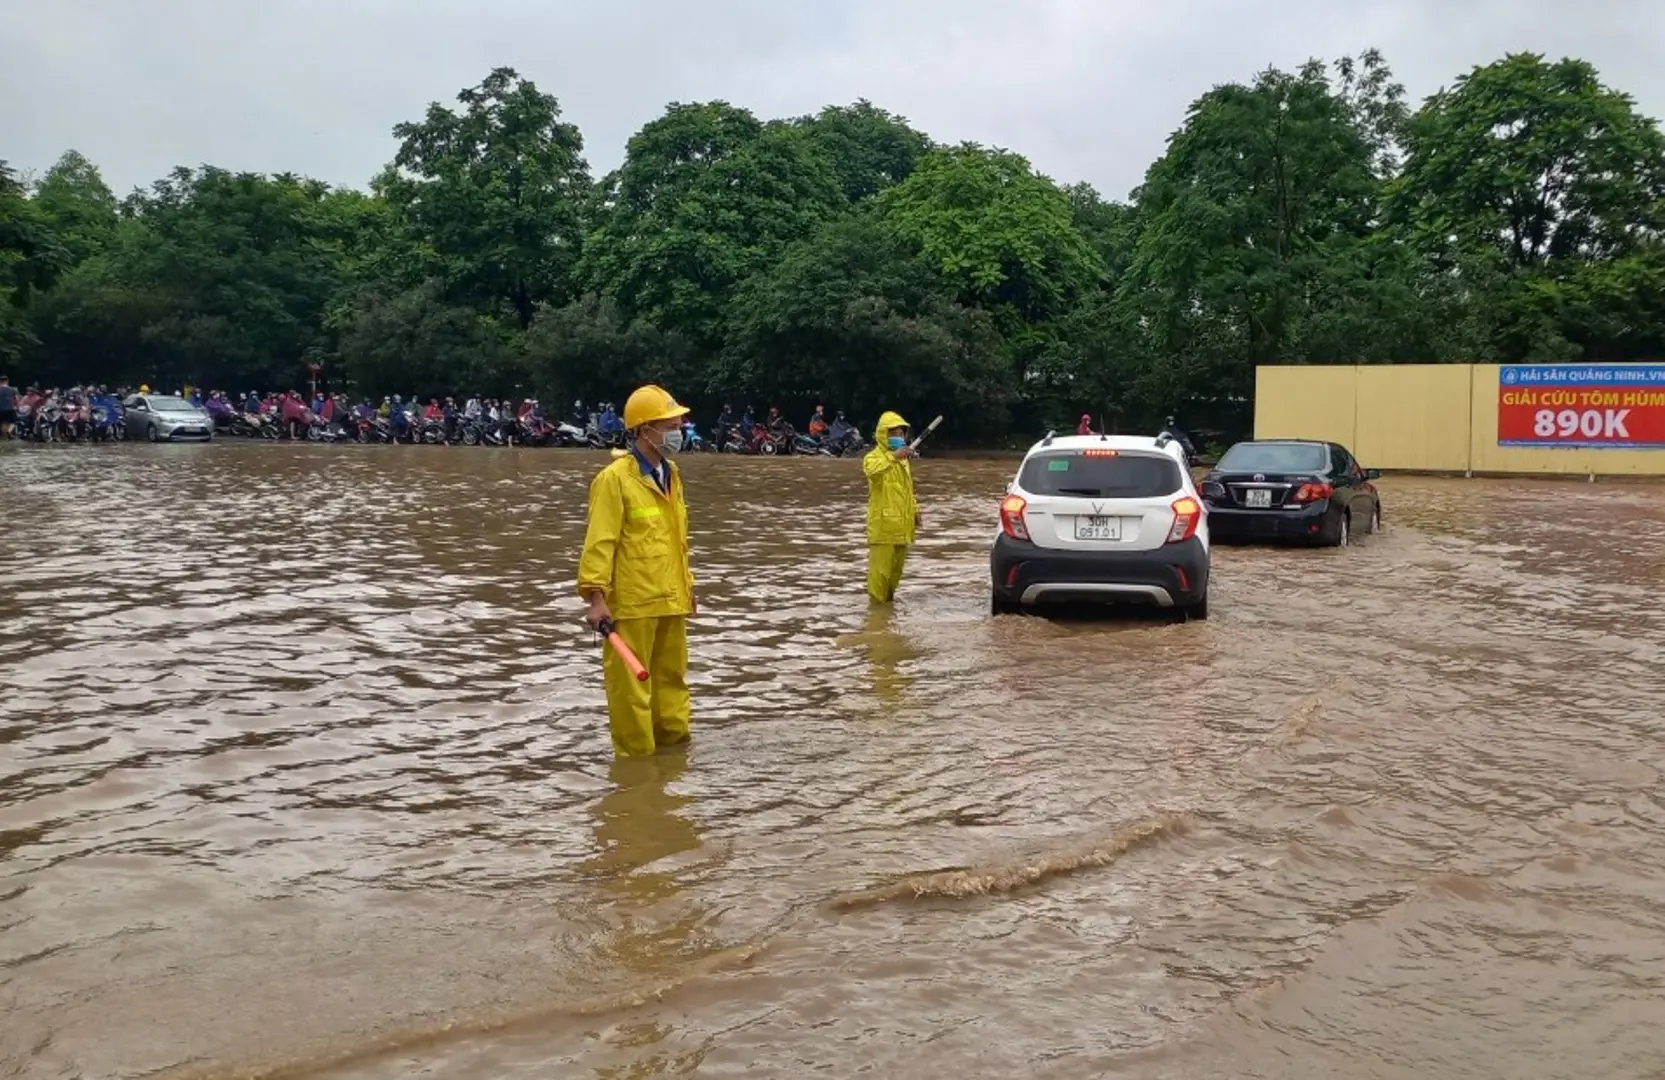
[553,420,586,447]
[89,399,127,441]
[824,421,866,457]
[31,402,62,441]
[306,415,351,443]
[789,426,832,456]
[1157,420,1197,467]
[680,422,706,452]
[586,420,626,451]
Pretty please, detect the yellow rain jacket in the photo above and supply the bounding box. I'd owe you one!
[863,411,918,546]
[577,453,694,619]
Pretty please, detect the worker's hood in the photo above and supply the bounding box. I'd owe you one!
[875,410,909,443]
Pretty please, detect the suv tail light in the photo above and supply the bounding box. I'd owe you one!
[1000,494,1030,541]
[1167,496,1201,543]
[1291,482,1334,503]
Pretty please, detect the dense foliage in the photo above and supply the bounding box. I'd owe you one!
[4,50,1664,441]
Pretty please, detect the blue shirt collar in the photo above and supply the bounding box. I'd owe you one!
[630,445,670,493]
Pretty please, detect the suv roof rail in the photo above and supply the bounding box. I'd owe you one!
[1040,430,1056,446]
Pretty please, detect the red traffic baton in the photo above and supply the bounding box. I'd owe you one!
[596,618,649,682]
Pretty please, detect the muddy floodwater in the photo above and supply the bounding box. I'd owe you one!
[4,443,1665,1080]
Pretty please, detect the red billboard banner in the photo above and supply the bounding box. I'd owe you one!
[1497,365,1665,449]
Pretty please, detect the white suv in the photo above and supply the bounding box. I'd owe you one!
[989,432,1211,619]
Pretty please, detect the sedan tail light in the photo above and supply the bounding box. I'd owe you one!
[1000,494,1031,541]
[1167,496,1201,543]
[1291,482,1335,503]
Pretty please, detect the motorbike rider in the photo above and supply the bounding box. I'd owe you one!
[863,411,922,605]
[206,391,235,428]
[807,404,828,438]
[0,375,16,439]
[598,402,624,439]
[578,383,696,758]
[280,391,309,439]
[1078,413,1093,436]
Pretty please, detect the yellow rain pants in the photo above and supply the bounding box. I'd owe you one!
[578,453,696,757]
[601,615,691,757]
[867,544,909,604]
[863,411,918,604]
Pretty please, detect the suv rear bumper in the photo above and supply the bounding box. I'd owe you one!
[990,534,1209,608]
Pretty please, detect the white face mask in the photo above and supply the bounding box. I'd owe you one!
[658,427,685,455]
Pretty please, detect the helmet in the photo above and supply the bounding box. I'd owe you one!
[139,384,150,393]
[623,385,689,430]
[875,410,909,438]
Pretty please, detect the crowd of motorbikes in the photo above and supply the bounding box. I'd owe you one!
[5,387,875,458]
[5,389,129,442]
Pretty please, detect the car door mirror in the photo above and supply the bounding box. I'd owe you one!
[1364,468,1381,480]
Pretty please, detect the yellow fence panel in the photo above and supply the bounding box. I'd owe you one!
[1353,365,1472,472]
[1253,365,1357,448]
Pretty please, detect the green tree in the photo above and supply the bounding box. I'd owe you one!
[1119,57,1421,407]
[793,100,932,203]
[720,210,1013,427]
[582,103,846,349]
[1391,54,1665,362]
[0,161,67,366]
[334,280,517,398]
[31,150,119,266]
[105,167,350,389]
[877,144,1104,330]
[521,294,695,407]
[381,67,591,330]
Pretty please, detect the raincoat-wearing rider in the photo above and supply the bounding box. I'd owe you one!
[863,410,920,604]
[578,384,697,757]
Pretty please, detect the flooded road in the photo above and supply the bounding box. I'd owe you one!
[3,442,1665,1080]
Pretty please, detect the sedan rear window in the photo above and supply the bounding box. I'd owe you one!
[1217,442,1328,472]
[1019,451,1183,498]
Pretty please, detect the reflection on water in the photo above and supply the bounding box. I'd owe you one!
[3,443,1665,1079]
[836,605,923,706]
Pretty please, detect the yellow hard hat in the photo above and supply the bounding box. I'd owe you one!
[139,383,151,393]
[622,384,689,430]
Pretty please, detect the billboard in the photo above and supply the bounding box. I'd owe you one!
[1497,364,1665,449]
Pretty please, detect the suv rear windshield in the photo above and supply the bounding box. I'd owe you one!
[1217,442,1327,472]
[1019,451,1183,498]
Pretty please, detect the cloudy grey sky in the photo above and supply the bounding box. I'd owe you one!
[4,0,1658,201]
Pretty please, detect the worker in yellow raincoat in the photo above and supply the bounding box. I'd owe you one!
[577,384,696,757]
[863,410,921,604]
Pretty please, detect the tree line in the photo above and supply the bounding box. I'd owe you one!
[3,49,1663,442]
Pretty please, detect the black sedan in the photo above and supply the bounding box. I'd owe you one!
[1200,439,1381,547]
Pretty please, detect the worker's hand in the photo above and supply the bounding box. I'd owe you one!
[585,594,612,630]
[893,446,912,461]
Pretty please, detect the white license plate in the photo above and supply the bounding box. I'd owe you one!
[1074,515,1121,541]
[1245,488,1273,508]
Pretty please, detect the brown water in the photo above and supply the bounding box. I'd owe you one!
[3,443,1665,1080]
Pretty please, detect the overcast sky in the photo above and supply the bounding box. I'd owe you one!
[4,0,1659,202]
